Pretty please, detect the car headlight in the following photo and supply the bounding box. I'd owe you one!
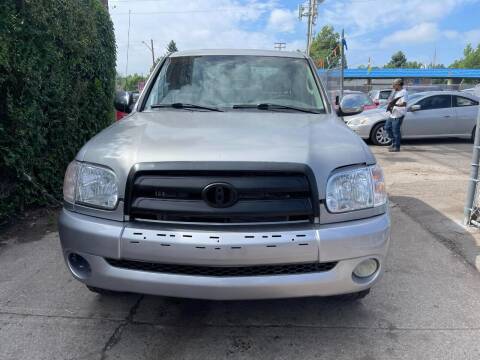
[347,117,369,126]
[63,161,118,209]
[326,164,386,213]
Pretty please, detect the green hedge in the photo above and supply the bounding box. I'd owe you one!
[0,0,116,224]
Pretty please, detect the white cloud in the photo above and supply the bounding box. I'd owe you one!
[381,23,440,47]
[111,0,305,75]
[443,28,480,45]
[267,8,297,33]
[320,0,480,68]
[464,29,480,44]
[322,0,473,37]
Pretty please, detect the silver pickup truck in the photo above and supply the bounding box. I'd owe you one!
[59,49,390,300]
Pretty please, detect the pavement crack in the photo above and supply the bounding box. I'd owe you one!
[100,295,144,360]
[125,320,480,332]
[0,310,125,322]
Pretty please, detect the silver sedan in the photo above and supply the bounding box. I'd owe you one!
[346,91,479,145]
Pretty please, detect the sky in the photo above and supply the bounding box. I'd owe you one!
[109,0,480,75]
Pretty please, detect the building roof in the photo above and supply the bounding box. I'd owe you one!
[318,68,480,79]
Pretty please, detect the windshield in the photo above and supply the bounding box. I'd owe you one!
[144,55,325,112]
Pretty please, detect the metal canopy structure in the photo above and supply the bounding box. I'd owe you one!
[318,68,480,79]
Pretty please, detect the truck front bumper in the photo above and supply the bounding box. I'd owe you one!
[58,209,390,300]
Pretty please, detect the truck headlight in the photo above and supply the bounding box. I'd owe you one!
[63,161,118,209]
[326,164,386,213]
[63,161,78,204]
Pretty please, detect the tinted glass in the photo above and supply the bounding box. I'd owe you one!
[454,96,478,107]
[145,55,325,111]
[418,95,451,110]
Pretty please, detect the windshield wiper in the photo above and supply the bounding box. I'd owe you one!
[151,103,223,112]
[232,103,322,114]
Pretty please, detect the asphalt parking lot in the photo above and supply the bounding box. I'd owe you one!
[1,140,480,360]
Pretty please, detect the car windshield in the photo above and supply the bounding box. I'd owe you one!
[144,55,325,112]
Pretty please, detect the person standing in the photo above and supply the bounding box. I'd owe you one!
[385,79,408,152]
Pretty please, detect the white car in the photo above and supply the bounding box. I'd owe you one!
[347,91,479,145]
[368,89,392,106]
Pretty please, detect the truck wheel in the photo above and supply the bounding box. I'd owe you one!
[370,122,392,146]
[86,285,118,295]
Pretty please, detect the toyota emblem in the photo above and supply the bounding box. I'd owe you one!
[202,183,238,208]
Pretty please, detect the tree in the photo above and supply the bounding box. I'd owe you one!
[310,26,343,68]
[166,40,178,53]
[404,61,423,69]
[385,51,407,68]
[151,40,179,72]
[117,73,147,92]
[0,0,116,223]
[450,43,480,69]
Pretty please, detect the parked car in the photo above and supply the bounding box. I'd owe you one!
[462,86,480,97]
[341,91,378,112]
[369,86,445,106]
[115,91,139,120]
[59,49,390,301]
[369,89,392,106]
[346,91,479,145]
[331,90,377,114]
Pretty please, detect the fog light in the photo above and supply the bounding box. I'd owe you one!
[68,253,91,279]
[353,258,378,278]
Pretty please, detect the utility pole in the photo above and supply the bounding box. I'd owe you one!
[340,28,345,98]
[274,42,286,51]
[125,9,131,88]
[298,0,322,55]
[306,0,314,55]
[142,39,156,66]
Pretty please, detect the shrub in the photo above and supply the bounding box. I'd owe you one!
[0,0,116,224]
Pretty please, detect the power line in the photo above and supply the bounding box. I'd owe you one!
[125,9,131,79]
[111,8,244,15]
[112,0,168,2]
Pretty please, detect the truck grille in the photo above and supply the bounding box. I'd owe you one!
[105,258,337,277]
[125,163,318,224]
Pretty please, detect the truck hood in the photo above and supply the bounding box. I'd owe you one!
[78,110,375,199]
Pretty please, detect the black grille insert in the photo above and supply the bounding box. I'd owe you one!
[125,166,318,224]
[105,258,337,277]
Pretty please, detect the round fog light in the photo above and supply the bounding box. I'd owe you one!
[68,253,91,279]
[353,258,378,278]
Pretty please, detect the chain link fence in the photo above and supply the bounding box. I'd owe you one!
[317,67,343,109]
[463,86,480,226]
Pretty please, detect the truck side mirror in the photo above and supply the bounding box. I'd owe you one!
[339,97,364,116]
[114,91,133,113]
